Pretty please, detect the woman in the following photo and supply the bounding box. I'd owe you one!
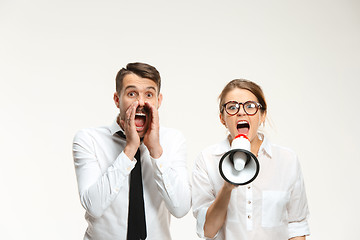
[192,79,310,239]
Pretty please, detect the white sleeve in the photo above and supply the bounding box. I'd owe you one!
[287,158,311,238]
[72,129,135,218]
[192,152,218,239]
[150,130,191,218]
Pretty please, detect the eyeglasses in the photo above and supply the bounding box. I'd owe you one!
[222,101,262,116]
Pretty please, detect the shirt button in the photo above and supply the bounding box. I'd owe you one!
[248,215,251,219]
[247,186,251,189]
[248,200,252,204]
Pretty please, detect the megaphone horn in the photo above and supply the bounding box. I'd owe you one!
[219,134,260,185]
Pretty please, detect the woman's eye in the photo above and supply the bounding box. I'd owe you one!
[247,104,255,109]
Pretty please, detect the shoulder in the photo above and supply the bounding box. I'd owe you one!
[202,141,224,155]
[73,125,110,143]
[196,139,228,162]
[272,143,297,158]
[269,143,301,170]
[159,125,185,140]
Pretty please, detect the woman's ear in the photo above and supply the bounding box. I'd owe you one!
[259,111,267,126]
[219,113,226,127]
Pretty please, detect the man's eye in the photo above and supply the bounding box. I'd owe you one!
[128,92,136,97]
[146,93,153,98]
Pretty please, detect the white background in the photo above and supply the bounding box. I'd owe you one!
[1,0,359,239]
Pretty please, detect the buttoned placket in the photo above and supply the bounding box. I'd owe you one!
[246,184,253,230]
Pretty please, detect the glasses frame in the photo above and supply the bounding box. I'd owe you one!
[222,101,262,116]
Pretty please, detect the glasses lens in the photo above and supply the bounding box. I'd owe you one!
[225,102,239,115]
[244,101,258,115]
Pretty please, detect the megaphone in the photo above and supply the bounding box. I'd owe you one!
[219,134,260,185]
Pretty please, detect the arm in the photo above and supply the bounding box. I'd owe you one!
[141,101,190,217]
[204,182,235,238]
[290,237,305,240]
[288,158,310,239]
[192,152,233,239]
[73,129,135,218]
[150,129,191,218]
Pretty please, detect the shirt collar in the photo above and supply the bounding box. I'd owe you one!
[258,133,272,158]
[213,133,272,158]
[109,115,123,136]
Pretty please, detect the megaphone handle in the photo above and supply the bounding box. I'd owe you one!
[229,150,251,165]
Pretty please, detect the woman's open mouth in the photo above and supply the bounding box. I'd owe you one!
[237,120,250,135]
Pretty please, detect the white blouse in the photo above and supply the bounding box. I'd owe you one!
[192,134,310,239]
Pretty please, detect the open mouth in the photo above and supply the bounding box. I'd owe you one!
[134,108,148,131]
[237,120,250,135]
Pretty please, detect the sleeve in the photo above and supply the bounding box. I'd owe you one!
[191,152,218,239]
[150,130,191,218]
[72,129,135,218]
[287,158,311,238]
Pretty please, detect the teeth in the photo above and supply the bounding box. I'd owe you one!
[237,120,249,128]
[135,113,146,116]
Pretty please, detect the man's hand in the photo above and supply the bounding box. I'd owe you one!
[143,101,163,159]
[120,101,141,160]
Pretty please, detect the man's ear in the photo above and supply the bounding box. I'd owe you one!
[113,92,120,108]
[157,93,163,109]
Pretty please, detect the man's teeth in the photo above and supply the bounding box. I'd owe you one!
[135,113,146,116]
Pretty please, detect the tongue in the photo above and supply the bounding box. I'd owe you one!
[237,127,249,135]
[135,116,145,127]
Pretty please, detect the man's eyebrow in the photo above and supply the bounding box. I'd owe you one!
[124,85,137,91]
[146,86,157,92]
[124,85,157,92]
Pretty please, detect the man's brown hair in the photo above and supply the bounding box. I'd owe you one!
[115,62,161,94]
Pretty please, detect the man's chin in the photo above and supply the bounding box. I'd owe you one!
[136,127,148,138]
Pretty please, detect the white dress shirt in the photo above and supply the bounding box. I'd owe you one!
[192,134,310,240]
[72,119,191,240]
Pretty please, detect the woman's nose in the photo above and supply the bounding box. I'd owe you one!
[237,105,246,116]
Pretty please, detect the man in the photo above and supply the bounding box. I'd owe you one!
[73,62,191,240]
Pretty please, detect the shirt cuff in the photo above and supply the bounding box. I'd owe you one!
[150,153,170,174]
[288,220,310,238]
[113,151,136,175]
[196,207,207,238]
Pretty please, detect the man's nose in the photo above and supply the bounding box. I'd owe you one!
[137,95,145,106]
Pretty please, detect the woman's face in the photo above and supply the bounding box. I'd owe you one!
[220,88,266,144]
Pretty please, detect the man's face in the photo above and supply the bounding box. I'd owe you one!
[114,73,162,137]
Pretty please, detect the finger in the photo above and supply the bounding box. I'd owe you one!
[120,119,125,128]
[126,101,138,124]
[145,101,159,124]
